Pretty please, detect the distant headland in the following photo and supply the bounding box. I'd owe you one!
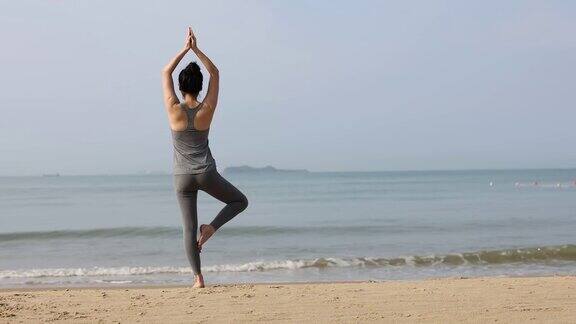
[42,173,61,177]
[223,165,310,175]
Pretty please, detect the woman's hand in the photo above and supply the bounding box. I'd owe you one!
[184,27,198,51]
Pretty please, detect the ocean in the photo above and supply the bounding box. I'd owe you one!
[0,169,575,288]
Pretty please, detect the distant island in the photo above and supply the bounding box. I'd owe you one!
[223,166,309,175]
[42,173,60,177]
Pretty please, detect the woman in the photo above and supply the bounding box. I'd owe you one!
[162,27,249,288]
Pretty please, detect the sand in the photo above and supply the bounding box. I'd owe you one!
[1,276,575,323]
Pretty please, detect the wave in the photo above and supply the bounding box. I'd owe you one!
[2,244,576,279]
[0,225,441,242]
[0,227,178,242]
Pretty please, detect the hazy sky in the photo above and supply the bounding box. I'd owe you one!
[1,1,575,175]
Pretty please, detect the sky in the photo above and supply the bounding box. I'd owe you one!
[0,0,575,175]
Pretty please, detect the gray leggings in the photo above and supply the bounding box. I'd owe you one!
[174,169,249,275]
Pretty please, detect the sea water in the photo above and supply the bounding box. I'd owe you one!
[0,169,575,287]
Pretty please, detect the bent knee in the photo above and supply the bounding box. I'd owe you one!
[238,194,249,211]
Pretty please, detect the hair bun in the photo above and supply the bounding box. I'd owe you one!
[187,62,201,73]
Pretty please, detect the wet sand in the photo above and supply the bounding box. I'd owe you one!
[1,276,575,323]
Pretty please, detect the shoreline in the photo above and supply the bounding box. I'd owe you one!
[0,272,567,292]
[1,275,575,323]
[0,279,381,293]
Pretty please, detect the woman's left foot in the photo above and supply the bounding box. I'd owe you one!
[198,224,216,251]
[192,274,205,288]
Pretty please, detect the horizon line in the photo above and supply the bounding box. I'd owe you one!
[1,166,576,178]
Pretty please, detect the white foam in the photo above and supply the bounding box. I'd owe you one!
[0,266,193,279]
[0,258,372,279]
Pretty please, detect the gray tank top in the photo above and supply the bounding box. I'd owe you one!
[171,103,216,175]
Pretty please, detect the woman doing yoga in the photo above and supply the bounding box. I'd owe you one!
[162,27,249,288]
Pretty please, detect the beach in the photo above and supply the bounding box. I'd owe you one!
[2,0,575,321]
[2,170,576,323]
[1,276,575,323]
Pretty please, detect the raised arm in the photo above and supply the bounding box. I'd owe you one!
[161,29,193,130]
[189,29,220,131]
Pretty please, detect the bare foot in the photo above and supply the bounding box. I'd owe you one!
[198,224,216,252]
[192,274,205,288]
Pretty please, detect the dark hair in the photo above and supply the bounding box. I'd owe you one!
[178,62,203,97]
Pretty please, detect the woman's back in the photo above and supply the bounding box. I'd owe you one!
[171,103,216,175]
